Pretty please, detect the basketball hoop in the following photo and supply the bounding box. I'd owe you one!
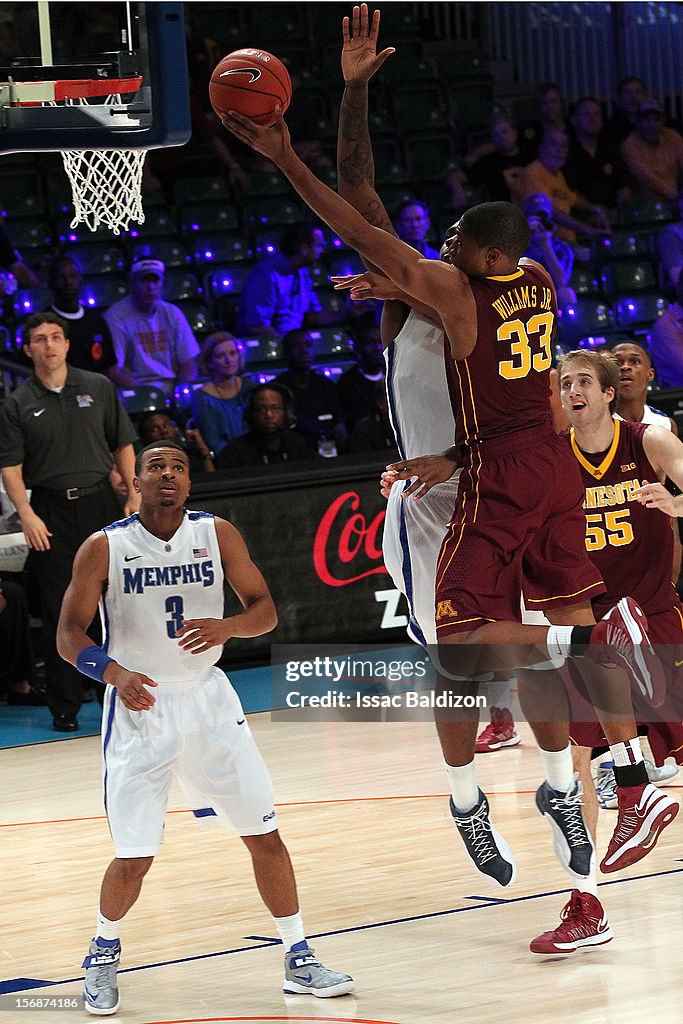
[5,76,147,235]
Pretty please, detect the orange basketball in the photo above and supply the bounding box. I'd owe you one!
[209,48,292,127]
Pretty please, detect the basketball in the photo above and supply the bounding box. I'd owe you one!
[209,48,292,127]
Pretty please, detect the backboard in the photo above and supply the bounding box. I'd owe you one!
[0,1,191,152]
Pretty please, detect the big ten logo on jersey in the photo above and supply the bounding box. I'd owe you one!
[492,282,554,381]
[122,560,215,594]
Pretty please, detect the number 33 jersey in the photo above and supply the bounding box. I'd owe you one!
[446,262,557,446]
[569,418,677,618]
[101,511,224,683]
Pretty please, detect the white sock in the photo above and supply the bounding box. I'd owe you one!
[273,911,306,951]
[546,625,573,661]
[610,736,645,768]
[539,744,575,792]
[576,872,599,898]
[96,912,122,943]
[445,759,480,812]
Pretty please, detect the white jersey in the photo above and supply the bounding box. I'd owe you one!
[101,510,223,683]
[615,405,673,430]
[383,309,459,645]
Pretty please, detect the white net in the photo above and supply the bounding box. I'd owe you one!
[61,148,147,235]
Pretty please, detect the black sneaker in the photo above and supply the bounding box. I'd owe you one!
[450,789,516,887]
[536,779,595,878]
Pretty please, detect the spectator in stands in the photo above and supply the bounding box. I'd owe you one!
[238,222,344,340]
[216,383,317,467]
[520,82,570,156]
[0,576,43,706]
[621,98,683,202]
[337,316,385,429]
[0,220,41,289]
[519,129,611,243]
[523,194,576,306]
[658,190,683,290]
[465,115,534,203]
[189,332,252,457]
[346,382,396,454]
[45,255,121,382]
[564,96,630,210]
[137,410,215,474]
[603,76,647,150]
[394,201,439,259]
[277,329,347,450]
[104,259,200,392]
[648,276,683,387]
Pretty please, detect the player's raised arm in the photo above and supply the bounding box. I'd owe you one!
[637,424,683,515]
[221,111,466,323]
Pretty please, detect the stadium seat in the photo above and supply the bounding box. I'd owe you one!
[557,297,614,347]
[258,2,308,43]
[252,229,283,260]
[245,196,304,228]
[163,270,202,303]
[131,239,191,269]
[81,277,127,310]
[568,266,600,296]
[14,287,52,317]
[433,51,491,87]
[618,197,674,227]
[240,336,283,366]
[328,254,365,278]
[9,220,53,249]
[592,231,641,262]
[173,379,209,416]
[392,85,449,133]
[0,185,46,219]
[178,303,211,334]
[380,54,437,85]
[600,260,657,298]
[191,233,250,268]
[306,326,354,357]
[68,244,126,276]
[173,177,233,205]
[447,86,495,128]
[404,132,456,183]
[613,293,669,330]
[178,202,240,236]
[118,385,168,416]
[204,264,252,300]
[373,138,411,185]
[126,206,176,239]
[307,261,329,288]
[245,171,292,198]
[314,287,346,315]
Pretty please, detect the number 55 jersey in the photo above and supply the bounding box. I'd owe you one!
[101,510,224,682]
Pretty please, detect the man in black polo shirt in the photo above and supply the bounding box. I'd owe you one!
[0,312,138,732]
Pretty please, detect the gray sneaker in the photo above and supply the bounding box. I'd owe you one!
[645,758,680,787]
[536,779,595,878]
[82,938,120,1016]
[283,945,355,997]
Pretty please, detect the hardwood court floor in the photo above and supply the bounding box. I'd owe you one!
[2,715,683,1024]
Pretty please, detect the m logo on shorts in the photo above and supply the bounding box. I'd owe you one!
[436,600,457,621]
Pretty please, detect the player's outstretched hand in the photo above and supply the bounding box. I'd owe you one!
[342,3,395,84]
[106,666,158,712]
[331,271,401,301]
[176,617,233,654]
[386,453,457,499]
[635,479,680,516]
[220,109,292,165]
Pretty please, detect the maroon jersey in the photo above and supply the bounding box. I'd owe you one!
[570,418,678,616]
[445,263,556,446]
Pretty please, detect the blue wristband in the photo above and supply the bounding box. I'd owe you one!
[76,644,114,683]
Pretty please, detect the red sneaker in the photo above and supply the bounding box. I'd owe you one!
[600,782,679,873]
[530,890,613,954]
[475,707,521,753]
[585,597,666,707]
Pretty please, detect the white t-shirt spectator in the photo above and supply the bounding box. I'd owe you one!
[105,296,201,385]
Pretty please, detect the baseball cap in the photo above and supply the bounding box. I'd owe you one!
[130,259,165,277]
[637,98,663,115]
[523,193,553,218]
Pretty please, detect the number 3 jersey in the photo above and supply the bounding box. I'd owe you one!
[101,511,224,683]
[446,263,556,447]
[569,418,677,618]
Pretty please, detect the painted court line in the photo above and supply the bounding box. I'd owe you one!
[4,866,681,996]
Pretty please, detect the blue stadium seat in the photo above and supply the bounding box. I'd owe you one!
[81,277,128,310]
[314,287,346,315]
[10,219,53,248]
[568,266,600,296]
[163,270,202,303]
[404,132,456,183]
[191,233,249,268]
[131,239,191,269]
[245,171,292,198]
[178,303,211,334]
[252,229,283,260]
[613,293,669,330]
[173,177,233,204]
[240,336,283,366]
[204,265,252,301]
[392,84,449,133]
[14,287,52,317]
[118,385,168,416]
[245,196,304,228]
[178,202,240,235]
[600,260,657,298]
[557,297,614,347]
[67,244,126,276]
[619,197,673,227]
[173,379,209,415]
[592,231,641,262]
[126,206,176,239]
[306,326,354,357]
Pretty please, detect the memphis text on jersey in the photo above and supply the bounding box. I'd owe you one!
[491,283,554,321]
[123,560,215,594]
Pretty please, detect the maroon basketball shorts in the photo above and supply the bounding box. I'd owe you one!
[569,603,683,764]
[434,427,605,638]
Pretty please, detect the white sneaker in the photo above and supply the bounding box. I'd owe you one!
[645,759,680,787]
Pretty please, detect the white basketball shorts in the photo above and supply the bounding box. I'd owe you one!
[101,666,277,857]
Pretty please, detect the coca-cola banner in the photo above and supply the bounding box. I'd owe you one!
[192,460,410,662]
